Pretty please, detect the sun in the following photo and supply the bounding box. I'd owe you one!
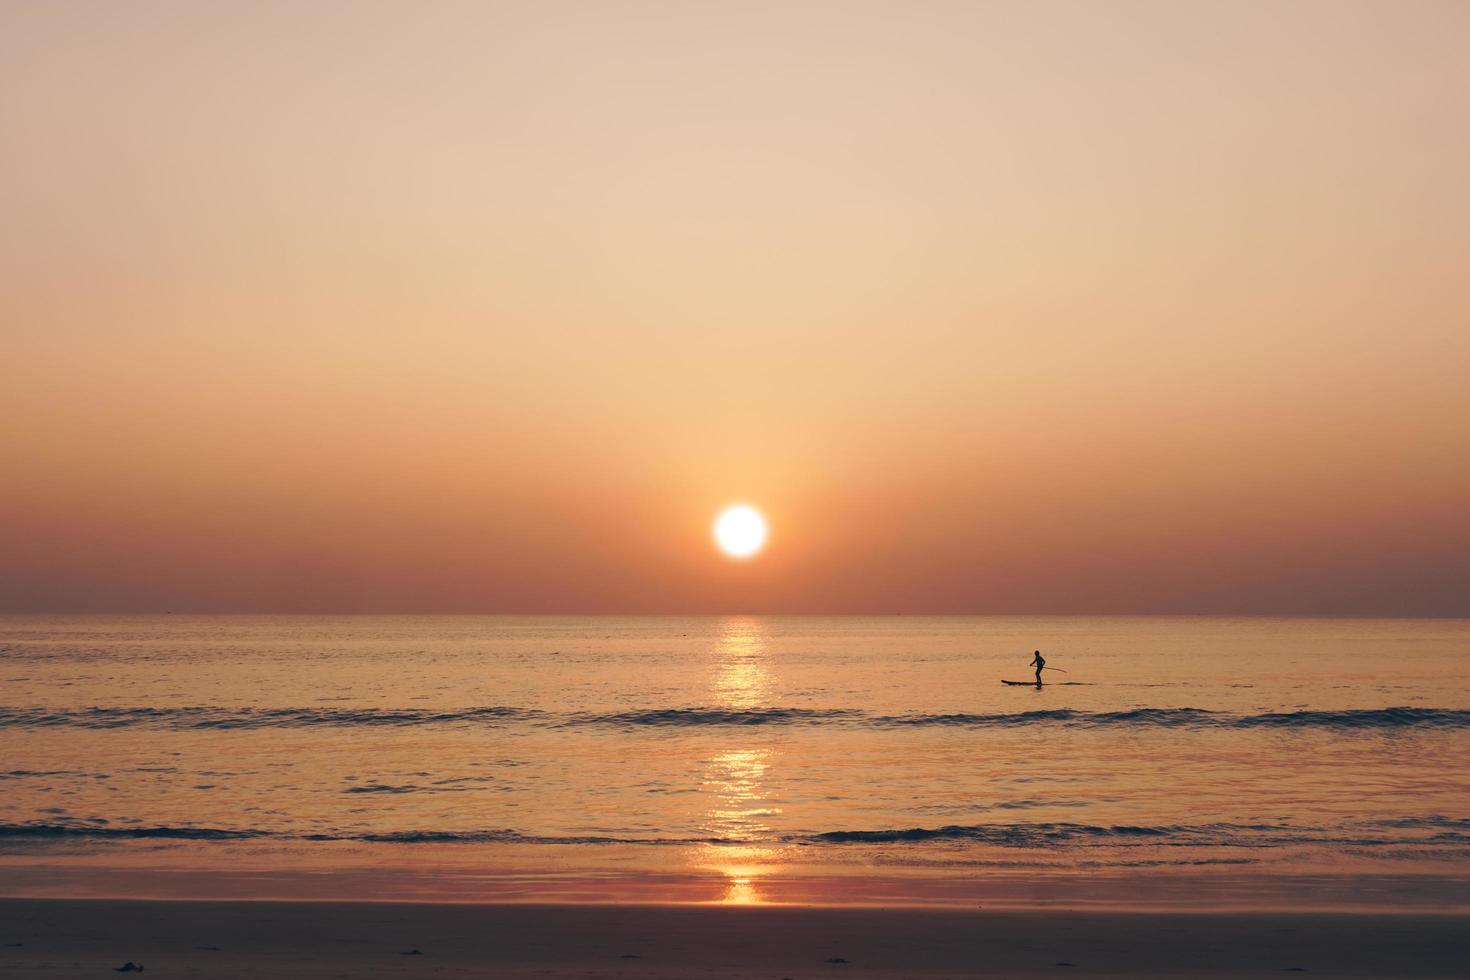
[714,505,767,559]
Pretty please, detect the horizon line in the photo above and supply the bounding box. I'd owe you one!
[2,610,1467,620]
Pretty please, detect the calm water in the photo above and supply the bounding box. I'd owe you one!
[2,615,1468,908]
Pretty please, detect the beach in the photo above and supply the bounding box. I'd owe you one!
[4,899,1469,978]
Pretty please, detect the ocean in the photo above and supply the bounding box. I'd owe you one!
[2,615,1467,909]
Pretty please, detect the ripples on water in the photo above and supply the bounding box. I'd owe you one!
[1,615,1467,903]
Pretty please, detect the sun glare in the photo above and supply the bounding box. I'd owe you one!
[714,505,767,559]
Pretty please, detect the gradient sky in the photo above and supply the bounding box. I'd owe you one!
[2,1,1467,614]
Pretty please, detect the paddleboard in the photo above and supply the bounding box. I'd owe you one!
[1001,679,1041,686]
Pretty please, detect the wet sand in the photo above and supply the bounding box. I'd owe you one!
[2,899,1467,978]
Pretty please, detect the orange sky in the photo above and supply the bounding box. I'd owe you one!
[2,1,1467,614]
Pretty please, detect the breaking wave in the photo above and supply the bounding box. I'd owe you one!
[564,707,863,727]
[1,705,1465,731]
[0,706,539,730]
[2,816,1466,852]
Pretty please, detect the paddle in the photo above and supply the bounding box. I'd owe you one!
[1042,666,1068,673]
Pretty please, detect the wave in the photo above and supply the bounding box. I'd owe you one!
[806,821,1261,845]
[871,707,1221,727]
[0,823,717,846]
[0,706,539,730]
[565,707,863,727]
[871,707,1470,729]
[0,823,270,840]
[1367,815,1470,834]
[2,818,1465,852]
[1235,707,1469,729]
[1,704,1466,731]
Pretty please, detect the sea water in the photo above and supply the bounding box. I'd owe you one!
[2,615,1467,908]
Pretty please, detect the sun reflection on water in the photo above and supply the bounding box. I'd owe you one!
[700,618,781,904]
[712,618,770,709]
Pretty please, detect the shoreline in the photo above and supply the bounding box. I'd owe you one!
[4,898,1468,978]
[4,859,1468,913]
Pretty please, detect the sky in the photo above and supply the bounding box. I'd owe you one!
[2,1,1467,614]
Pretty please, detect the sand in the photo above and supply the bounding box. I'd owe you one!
[2,899,1467,978]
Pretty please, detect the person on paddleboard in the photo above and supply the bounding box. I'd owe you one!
[1030,650,1045,686]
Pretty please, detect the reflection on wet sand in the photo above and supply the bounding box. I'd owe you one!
[701,619,782,904]
[703,750,777,904]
